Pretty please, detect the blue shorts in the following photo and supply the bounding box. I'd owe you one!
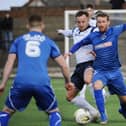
[5,82,58,112]
[92,69,126,95]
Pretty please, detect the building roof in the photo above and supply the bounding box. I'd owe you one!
[24,0,46,7]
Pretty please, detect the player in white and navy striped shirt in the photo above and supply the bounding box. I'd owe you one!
[58,10,100,120]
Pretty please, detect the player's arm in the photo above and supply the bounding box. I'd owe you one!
[64,36,91,59]
[49,39,74,89]
[120,24,126,31]
[57,29,73,37]
[114,24,126,35]
[54,55,74,90]
[0,54,16,95]
[70,36,91,54]
[54,55,70,83]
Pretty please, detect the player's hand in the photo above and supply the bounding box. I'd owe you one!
[65,82,74,91]
[64,52,72,59]
[0,84,5,96]
[57,29,64,35]
[87,51,96,57]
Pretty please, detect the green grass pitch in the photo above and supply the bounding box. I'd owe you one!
[0,78,126,126]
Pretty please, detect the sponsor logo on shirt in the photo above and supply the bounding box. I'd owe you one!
[95,41,112,50]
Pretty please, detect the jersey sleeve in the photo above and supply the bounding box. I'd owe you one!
[59,29,73,37]
[70,35,91,54]
[49,40,61,58]
[114,24,126,35]
[9,39,18,54]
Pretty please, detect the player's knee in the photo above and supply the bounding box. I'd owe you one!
[84,68,93,84]
[119,96,126,103]
[84,78,91,84]
[93,80,103,90]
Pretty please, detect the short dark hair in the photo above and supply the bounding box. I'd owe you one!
[28,15,43,27]
[86,4,94,9]
[96,12,110,21]
[75,10,89,18]
[94,10,104,17]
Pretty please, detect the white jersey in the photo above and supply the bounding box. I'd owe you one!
[89,18,96,27]
[60,26,97,64]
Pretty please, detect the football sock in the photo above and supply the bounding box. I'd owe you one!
[89,84,108,102]
[79,84,87,98]
[94,90,107,121]
[71,96,98,116]
[120,102,126,111]
[0,112,10,126]
[49,112,62,126]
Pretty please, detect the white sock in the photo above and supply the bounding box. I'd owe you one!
[79,84,87,98]
[102,88,109,103]
[88,83,95,99]
[71,95,98,117]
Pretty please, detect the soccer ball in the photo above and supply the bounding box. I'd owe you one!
[74,108,91,124]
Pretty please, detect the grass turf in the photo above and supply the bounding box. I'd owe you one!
[0,78,126,126]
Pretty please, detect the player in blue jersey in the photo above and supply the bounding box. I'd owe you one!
[0,15,72,126]
[67,12,126,124]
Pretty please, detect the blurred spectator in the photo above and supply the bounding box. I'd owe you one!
[80,0,100,9]
[2,13,13,51]
[95,0,100,5]
[0,17,3,49]
[109,0,125,9]
[85,4,96,27]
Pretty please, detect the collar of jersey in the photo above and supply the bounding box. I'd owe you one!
[29,31,43,35]
[79,25,91,33]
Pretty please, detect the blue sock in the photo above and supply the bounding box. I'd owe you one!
[0,112,10,126]
[94,90,107,121]
[120,102,126,111]
[49,112,62,126]
[119,102,126,118]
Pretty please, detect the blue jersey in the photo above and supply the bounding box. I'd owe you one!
[70,24,126,71]
[9,31,61,85]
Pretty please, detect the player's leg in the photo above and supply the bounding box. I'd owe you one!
[108,70,126,119]
[66,70,99,120]
[118,96,126,119]
[79,67,93,98]
[79,84,87,98]
[83,67,109,102]
[82,67,94,98]
[79,62,93,98]
[0,82,32,126]
[0,106,15,126]
[48,108,62,126]
[0,82,33,126]
[67,87,99,120]
[93,71,108,124]
[34,85,62,126]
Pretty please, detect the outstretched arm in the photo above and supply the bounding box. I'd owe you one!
[69,37,91,54]
[0,54,16,95]
[114,24,126,35]
[57,29,72,37]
